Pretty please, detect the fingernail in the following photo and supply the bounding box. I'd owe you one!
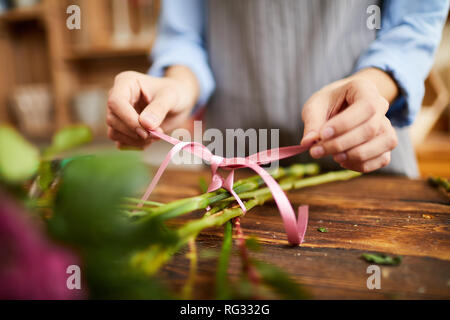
[301,131,317,145]
[136,127,148,139]
[310,146,325,158]
[334,153,347,162]
[321,127,335,140]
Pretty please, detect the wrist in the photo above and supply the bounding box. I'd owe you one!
[165,65,200,112]
[350,67,399,103]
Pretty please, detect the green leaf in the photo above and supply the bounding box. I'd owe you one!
[83,249,173,299]
[253,260,310,299]
[245,236,261,252]
[0,125,40,183]
[198,177,208,193]
[361,253,402,266]
[37,160,58,191]
[49,151,166,248]
[44,125,92,158]
[428,176,450,192]
[317,227,328,233]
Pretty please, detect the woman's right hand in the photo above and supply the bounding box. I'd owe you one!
[106,66,199,149]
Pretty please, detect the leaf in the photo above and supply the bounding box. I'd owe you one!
[245,236,261,251]
[49,151,165,248]
[45,151,180,299]
[44,125,92,158]
[252,260,310,299]
[428,176,450,192]
[317,227,328,233]
[361,253,402,266]
[0,125,40,183]
[84,249,173,299]
[198,177,208,193]
[37,160,59,191]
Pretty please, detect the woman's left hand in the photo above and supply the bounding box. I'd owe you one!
[300,68,399,173]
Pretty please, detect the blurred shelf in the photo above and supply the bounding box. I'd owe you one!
[0,0,160,131]
[0,5,43,23]
[67,43,152,60]
[416,132,450,178]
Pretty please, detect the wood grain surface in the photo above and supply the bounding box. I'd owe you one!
[148,168,450,299]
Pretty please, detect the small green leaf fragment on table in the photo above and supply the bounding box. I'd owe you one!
[361,253,402,266]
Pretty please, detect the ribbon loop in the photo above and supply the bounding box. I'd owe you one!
[139,130,314,245]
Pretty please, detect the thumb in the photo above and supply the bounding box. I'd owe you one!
[300,97,329,146]
[139,89,175,131]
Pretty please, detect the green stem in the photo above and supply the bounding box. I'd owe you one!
[178,195,270,239]
[133,164,319,221]
[236,170,362,200]
[216,221,233,299]
[181,237,198,299]
[132,169,360,276]
[123,197,165,207]
[178,170,360,239]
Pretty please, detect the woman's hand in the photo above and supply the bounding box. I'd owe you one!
[300,68,399,173]
[106,66,199,149]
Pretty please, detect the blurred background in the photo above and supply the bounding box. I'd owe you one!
[0,0,449,178]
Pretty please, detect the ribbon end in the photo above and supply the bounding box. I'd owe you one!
[297,205,309,244]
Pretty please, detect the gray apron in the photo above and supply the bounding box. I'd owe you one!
[205,0,419,178]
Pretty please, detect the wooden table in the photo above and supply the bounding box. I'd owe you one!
[152,168,450,299]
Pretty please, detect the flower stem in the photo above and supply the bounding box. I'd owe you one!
[177,170,361,239]
[216,221,233,299]
[181,237,198,299]
[132,163,319,221]
[131,169,361,276]
[234,218,261,288]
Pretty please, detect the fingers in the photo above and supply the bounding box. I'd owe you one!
[301,77,396,174]
[108,95,148,139]
[313,115,384,157]
[106,111,141,140]
[300,94,329,146]
[107,127,152,149]
[108,72,149,139]
[333,125,398,173]
[318,97,388,142]
[139,87,177,131]
[335,127,398,164]
[339,152,391,173]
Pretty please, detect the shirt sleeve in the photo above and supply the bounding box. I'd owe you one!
[354,0,449,127]
[148,0,215,108]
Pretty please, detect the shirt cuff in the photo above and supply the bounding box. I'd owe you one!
[354,49,424,128]
[148,42,215,109]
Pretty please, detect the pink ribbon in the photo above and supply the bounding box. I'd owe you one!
[138,130,313,245]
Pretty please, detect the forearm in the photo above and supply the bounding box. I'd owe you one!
[149,0,215,108]
[353,1,449,127]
